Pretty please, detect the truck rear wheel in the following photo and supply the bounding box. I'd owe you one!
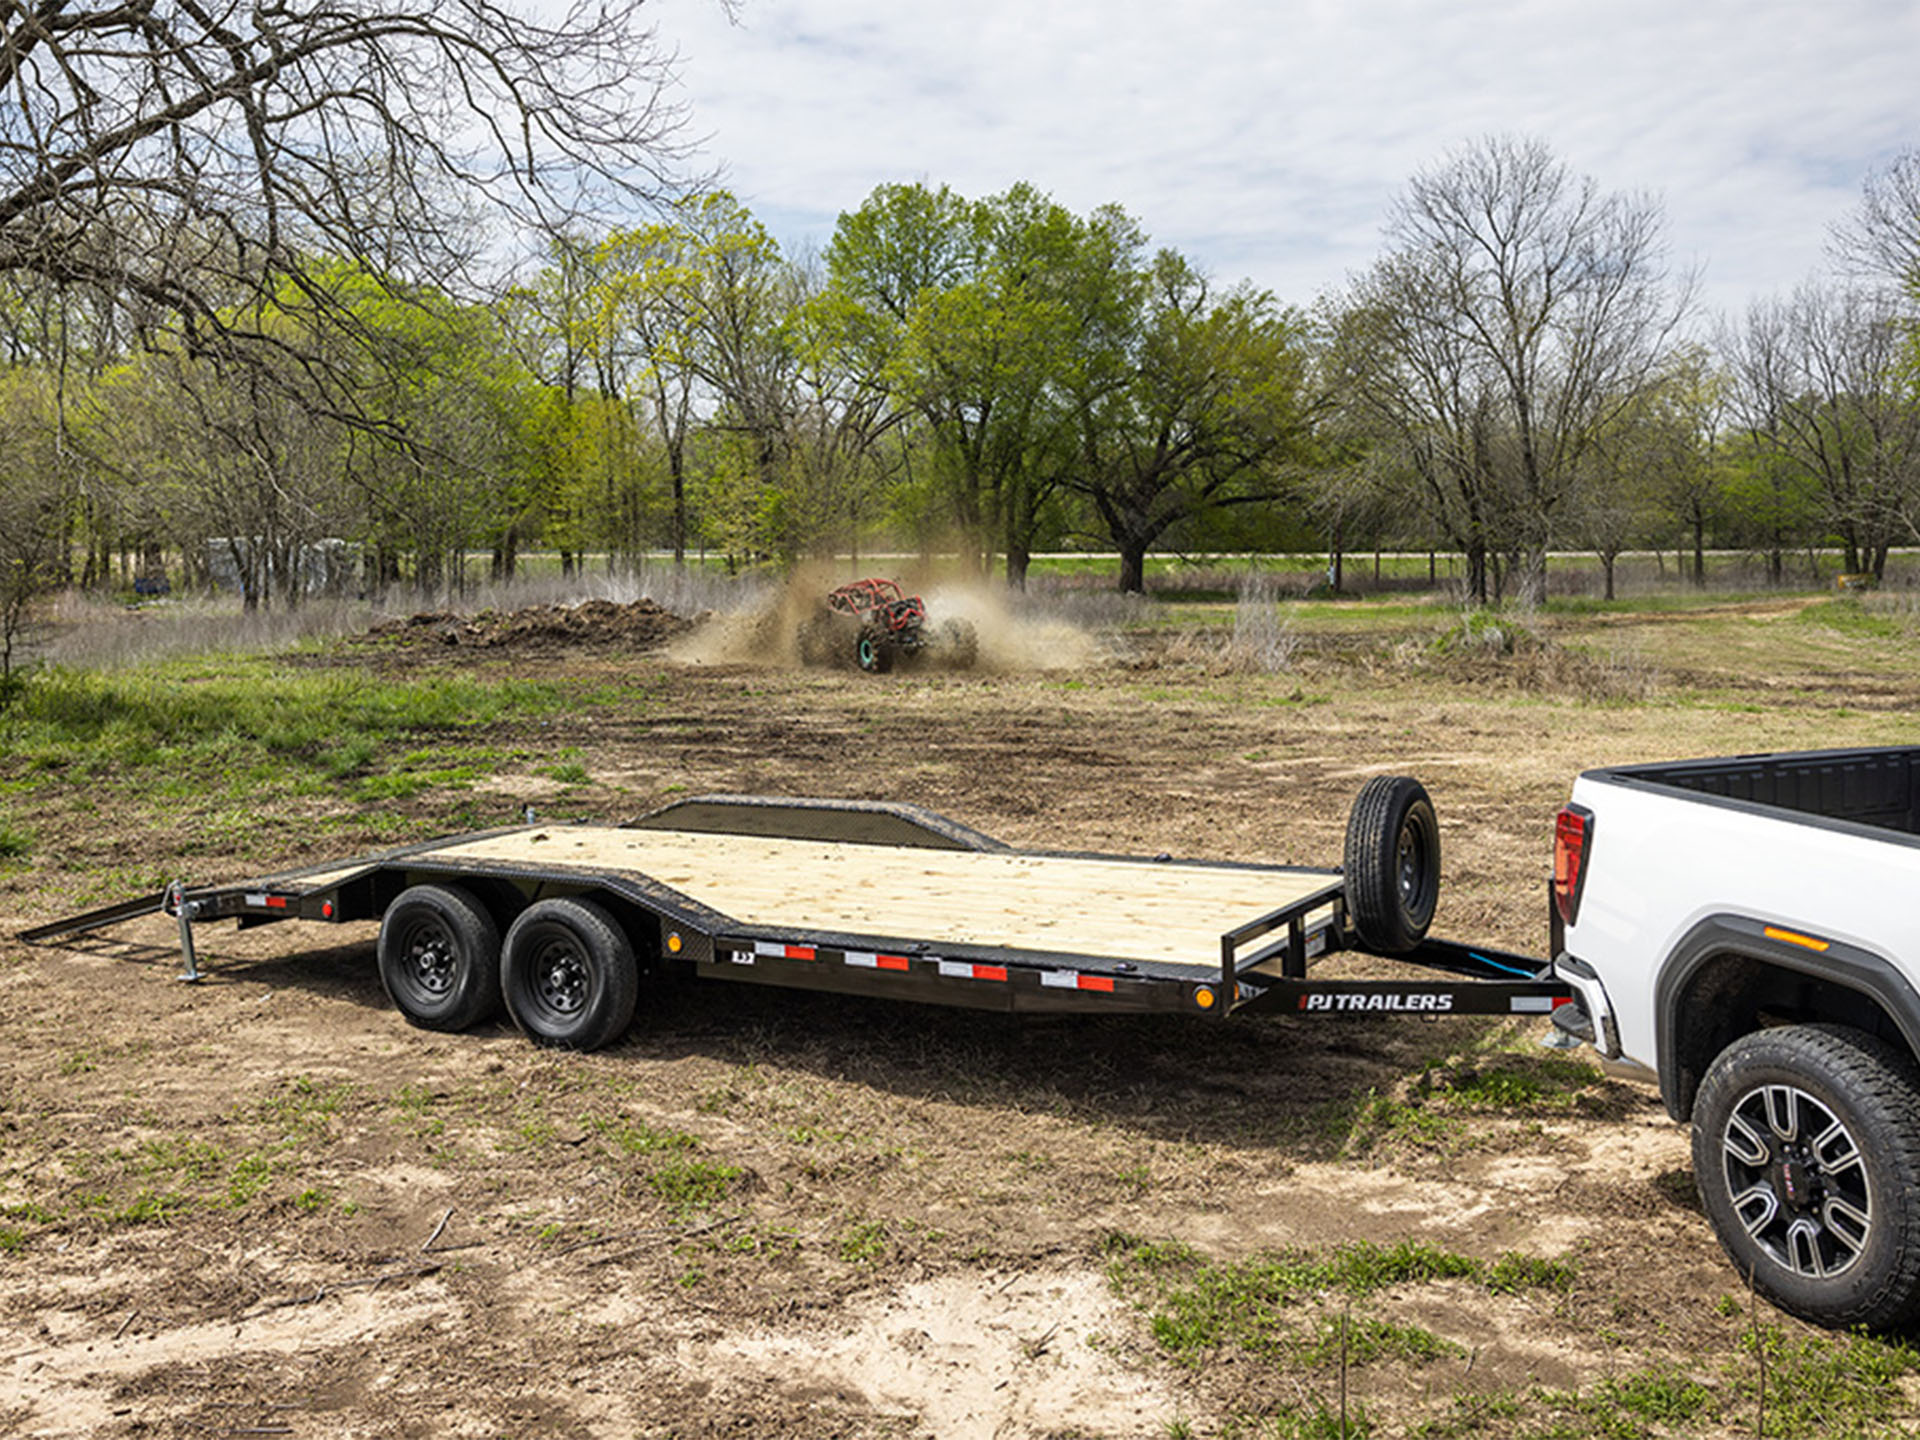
[501,896,639,1051]
[1342,775,1440,954]
[1691,1023,1920,1329]
[378,884,502,1032]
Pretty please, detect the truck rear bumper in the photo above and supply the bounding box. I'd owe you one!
[1553,952,1621,1059]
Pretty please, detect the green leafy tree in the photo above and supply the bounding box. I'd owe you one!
[1073,252,1310,593]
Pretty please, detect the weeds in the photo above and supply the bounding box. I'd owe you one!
[1105,1234,1570,1368]
[645,1159,740,1214]
[838,1220,889,1263]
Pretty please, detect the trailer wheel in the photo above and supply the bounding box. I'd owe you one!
[1691,1024,1920,1329]
[378,884,503,1032]
[857,631,895,673]
[501,896,639,1051]
[1342,775,1440,954]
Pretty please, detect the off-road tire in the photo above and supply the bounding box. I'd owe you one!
[856,630,895,674]
[378,884,502,1032]
[1691,1023,1920,1329]
[1342,775,1440,954]
[501,896,639,1051]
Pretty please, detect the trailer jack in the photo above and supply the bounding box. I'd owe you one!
[165,880,202,983]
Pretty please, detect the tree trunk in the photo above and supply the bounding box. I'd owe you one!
[1005,544,1030,591]
[1692,517,1706,587]
[1117,542,1148,595]
[1601,553,1616,602]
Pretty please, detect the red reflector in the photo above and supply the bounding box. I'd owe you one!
[266,896,288,909]
[877,954,910,971]
[1552,806,1592,927]
[974,965,1007,982]
[786,945,816,961]
[322,901,335,919]
[1078,975,1115,993]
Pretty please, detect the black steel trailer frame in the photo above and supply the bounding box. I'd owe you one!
[19,794,1571,1044]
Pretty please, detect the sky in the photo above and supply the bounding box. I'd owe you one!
[644,0,1920,320]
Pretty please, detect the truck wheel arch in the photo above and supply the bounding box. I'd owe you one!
[1654,915,1920,1123]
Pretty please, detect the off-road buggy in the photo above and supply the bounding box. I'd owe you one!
[798,578,978,673]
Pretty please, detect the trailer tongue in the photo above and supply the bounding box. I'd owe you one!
[20,781,1569,1049]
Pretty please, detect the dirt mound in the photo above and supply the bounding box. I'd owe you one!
[363,598,694,652]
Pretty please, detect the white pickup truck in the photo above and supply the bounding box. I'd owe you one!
[1550,745,1920,1328]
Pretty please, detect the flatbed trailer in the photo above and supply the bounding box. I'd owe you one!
[21,781,1571,1050]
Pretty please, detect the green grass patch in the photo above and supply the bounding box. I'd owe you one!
[257,1075,353,1140]
[1798,596,1908,640]
[645,1158,740,1214]
[0,660,569,823]
[1294,1314,1462,1367]
[0,822,30,860]
[1412,1331,1918,1438]
[838,1220,889,1264]
[592,1116,700,1155]
[1106,1234,1569,1366]
[1731,1327,1920,1435]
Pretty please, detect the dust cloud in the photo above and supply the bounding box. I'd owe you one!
[666,567,1106,672]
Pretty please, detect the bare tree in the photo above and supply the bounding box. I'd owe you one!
[1723,281,1920,574]
[1338,136,1693,602]
[0,369,77,694]
[0,0,697,357]
[1831,150,1920,293]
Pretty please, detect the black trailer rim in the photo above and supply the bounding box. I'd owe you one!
[527,935,591,1017]
[1397,827,1425,909]
[397,917,459,999]
[1721,1082,1872,1279]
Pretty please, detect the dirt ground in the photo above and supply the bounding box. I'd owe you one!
[4,593,1918,1438]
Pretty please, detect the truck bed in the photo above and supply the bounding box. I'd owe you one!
[1597,745,1920,840]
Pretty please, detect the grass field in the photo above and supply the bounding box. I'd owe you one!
[3,579,1919,1438]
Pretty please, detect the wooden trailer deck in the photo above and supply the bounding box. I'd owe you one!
[292,825,1337,972]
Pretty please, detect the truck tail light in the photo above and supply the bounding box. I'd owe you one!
[1553,805,1593,927]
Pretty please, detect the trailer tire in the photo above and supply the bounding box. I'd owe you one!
[1691,1023,1920,1329]
[1342,775,1440,955]
[501,896,639,1051]
[378,884,503,1032]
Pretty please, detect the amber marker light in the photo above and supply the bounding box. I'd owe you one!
[666,932,684,954]
[1764,925,1830,953]
[1193,986,1216,1010]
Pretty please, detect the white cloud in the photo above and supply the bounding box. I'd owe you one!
[648,0,1920,316]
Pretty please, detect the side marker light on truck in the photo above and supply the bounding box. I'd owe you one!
[1193,986,1216,1010]
[1552,805,1594,926]
[1763,925,1831,953]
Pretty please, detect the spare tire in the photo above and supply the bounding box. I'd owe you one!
[1343,775,1441,954]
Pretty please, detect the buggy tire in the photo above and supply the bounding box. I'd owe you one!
[378,884,502,1032]
[1691,1024,1920,1330]
[501,896,639,1051]
[1342,775,1440,954]
[857,631,895,673]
